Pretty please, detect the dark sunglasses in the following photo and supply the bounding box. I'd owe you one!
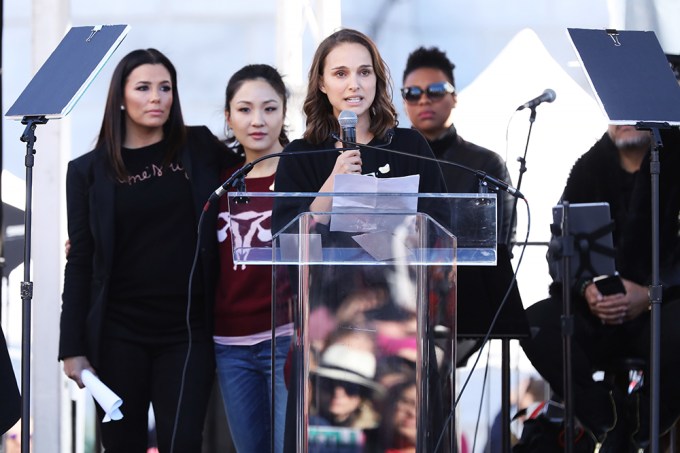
[400,81,455,103]
[319,378,364,397]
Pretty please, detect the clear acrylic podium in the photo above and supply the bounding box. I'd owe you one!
[227,192,497,453]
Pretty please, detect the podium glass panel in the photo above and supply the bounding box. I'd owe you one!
[226,192,495,453]
[229,192,497,266]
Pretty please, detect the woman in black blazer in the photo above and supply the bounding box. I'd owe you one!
[59,48,237,452]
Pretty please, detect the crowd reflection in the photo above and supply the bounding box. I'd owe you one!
[306,265,430,452]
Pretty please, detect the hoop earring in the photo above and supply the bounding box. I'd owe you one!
[223,122,233,140]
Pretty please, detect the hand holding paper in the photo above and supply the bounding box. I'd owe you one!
[331,174,420,233]
[81,369,124,422]
[331,174,420,261]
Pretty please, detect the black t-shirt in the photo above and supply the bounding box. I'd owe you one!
[107,140,205,340]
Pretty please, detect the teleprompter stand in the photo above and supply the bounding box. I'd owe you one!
[5,24,129,452]
[567,27,680,453]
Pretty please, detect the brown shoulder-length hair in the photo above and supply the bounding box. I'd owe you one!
[303,28,397,144]
[96,48,186,180]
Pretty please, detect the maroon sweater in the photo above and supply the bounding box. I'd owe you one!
[214,169,275,337]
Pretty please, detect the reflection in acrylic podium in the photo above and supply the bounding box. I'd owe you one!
[227,191,497,453]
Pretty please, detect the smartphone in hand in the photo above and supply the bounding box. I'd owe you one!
[593,274,626,295]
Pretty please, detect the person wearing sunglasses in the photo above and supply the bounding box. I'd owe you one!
[401,46,515,246]
[402,47,522,378]
[309,344,383,444]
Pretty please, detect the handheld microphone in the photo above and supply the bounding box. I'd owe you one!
[338,110,358,147]
[517,89,556,111]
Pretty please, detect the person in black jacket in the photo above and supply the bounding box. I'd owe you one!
[0,324,20,436]
[402,47,526,372]
[401,46,515,245]
[59,48,239,452]
[273,28,452,453]
[273,29,446,230]
[520,125,680,449]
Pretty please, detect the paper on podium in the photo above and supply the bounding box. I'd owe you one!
[352,231,415,261]
[81,369,123,422]
[330,174,420,233]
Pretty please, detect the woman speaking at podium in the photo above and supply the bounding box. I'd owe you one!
[273,28,446,229]
[273,28,449,453]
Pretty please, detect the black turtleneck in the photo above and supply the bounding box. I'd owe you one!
[426,124,516,245]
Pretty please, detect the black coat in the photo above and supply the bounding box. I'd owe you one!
[272,127,447,233]
[58,126,235,367]
[0,324,20,434]
[428,124,516,245]
[560,129,680,287]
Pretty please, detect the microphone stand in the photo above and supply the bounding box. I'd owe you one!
[504,106,535,247]
[502,106,539,453]
[508,105,578,452]
[208,135,525,204]
[479,180,515,453]
[203,146,356,208]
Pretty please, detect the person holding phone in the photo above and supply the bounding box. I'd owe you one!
[520,124,680,449]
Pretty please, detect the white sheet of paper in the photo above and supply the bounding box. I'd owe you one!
[82,369,124,422]
[278,232,323,263]
[331,174,420,233]
[352,231,414,261]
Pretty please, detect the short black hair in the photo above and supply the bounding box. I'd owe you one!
[403,46,456,88]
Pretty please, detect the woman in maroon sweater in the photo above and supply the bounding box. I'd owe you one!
[213,64,292,453]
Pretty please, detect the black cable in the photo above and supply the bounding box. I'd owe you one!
[169,208,204,453]
[433,197,531,452]
[330,133,524,200]
[471,345,493,453]
[205,146,357,208]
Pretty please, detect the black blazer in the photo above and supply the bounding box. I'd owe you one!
[59,126,236,368]
[0,324,20,434]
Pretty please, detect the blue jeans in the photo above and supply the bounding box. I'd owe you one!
[215,335,291,453]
